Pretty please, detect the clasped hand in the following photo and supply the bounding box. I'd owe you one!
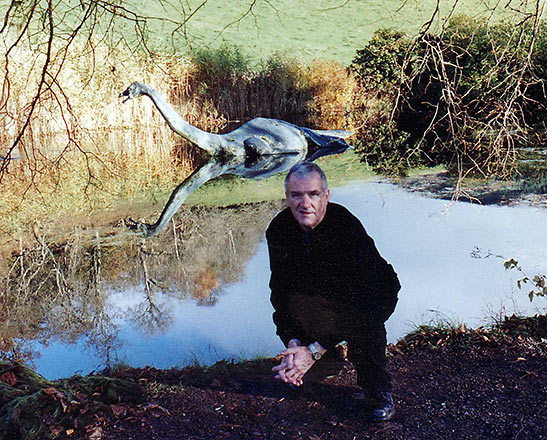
[272,340,315,387]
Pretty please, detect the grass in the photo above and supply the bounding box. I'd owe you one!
[394,314,547,354]
[137,0,515,64]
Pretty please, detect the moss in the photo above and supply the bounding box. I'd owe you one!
[0,361,142,440]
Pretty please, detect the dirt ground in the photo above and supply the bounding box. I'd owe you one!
[395,172,547,208]
[64,316,546,440]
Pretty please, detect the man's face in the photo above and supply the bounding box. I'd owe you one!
[286,173,330,231]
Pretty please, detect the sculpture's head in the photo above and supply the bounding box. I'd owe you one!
[119,82,147,103]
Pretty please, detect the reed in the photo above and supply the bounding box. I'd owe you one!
[0,42,359,252]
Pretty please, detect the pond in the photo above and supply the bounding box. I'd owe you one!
[8,180,547,380]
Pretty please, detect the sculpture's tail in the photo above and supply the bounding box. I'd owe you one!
[300,127,353,162]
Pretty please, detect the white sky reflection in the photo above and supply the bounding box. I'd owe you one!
[32,181,546,379]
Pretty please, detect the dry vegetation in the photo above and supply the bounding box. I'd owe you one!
[1,45,198,229]
[0,39,356,257]
[0,201,280,366]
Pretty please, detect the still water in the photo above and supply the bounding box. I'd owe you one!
[29,181,547,379]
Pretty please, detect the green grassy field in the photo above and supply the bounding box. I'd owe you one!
[139,0,512,64]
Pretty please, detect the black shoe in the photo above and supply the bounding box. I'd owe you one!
[371,391,395,422]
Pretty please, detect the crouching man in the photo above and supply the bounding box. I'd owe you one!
[266,162,400,422]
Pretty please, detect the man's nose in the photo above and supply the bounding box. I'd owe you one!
[301,194,312,207]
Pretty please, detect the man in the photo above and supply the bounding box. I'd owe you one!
[266,162,400,422]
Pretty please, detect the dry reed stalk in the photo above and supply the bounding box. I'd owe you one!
[306,59,357,130]
[0,41,202,165]
[0,43,205,239]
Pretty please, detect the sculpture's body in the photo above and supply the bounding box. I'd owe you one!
[120,82,351,159]
[119,82,352,237]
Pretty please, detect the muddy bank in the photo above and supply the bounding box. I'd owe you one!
[81,315,547,440]
[395,172,547,208]
[2,315,544,440]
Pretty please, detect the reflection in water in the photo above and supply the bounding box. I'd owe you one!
[0,201,281,373]
[2,180,546,380]
[127,139,349,237]
[0,130,351,372]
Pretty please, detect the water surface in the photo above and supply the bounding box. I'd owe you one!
[27,181,547,379]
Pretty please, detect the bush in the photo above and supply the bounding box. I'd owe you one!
[350,28,416,92]
[350,16,547,176]
[190,44,251,85]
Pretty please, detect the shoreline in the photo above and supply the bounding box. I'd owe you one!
[1,314,545,440]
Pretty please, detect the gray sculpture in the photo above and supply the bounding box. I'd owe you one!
[119,82,352,237]
[119,82,352,159]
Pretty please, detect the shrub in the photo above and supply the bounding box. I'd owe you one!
[350,16,547,176]
[350,28,416,92]
[190,44,251,85]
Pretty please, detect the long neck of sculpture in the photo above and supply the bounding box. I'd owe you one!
[144,160,230,237]
[142,85,219,155]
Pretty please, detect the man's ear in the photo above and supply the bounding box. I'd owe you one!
[325,189,330,202]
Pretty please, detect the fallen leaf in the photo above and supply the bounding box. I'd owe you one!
[140,402,171,418]
[110,404,127,418]
[42,387,66,401]
[42,387,58,396]
[75,392,88,401]
[66,429,74,436]
[0,371,17,387]
[88,427,103,440]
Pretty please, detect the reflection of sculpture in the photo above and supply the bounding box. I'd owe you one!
[120,81,352,237]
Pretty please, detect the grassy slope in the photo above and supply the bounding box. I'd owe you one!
[139,0,510,64]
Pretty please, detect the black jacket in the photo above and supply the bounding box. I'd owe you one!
[266,202,400,350]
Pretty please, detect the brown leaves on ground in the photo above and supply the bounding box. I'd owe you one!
[3,316,545,439]
[0,370,17,387]
[74,316,546,440]
[0,363,142,440]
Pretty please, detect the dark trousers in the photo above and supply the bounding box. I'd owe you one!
[346,324,391,394]
[305,324,392,394]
